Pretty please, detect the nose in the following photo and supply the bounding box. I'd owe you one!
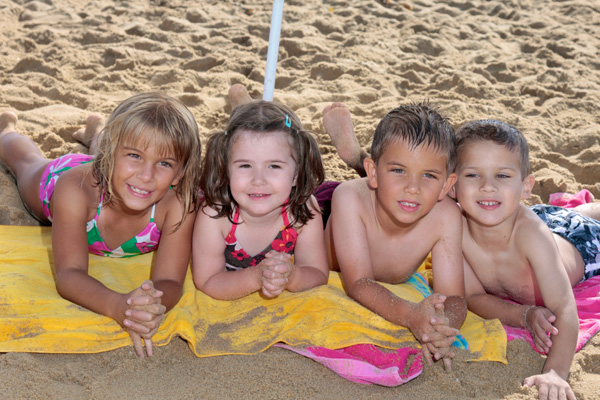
[403,175,420,195]
[251,167,266,185]
[137,161,154,182]
[480,175,497,192]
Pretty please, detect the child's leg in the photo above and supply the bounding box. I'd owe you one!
[322,103,369,177]
[0,111,51,221]
[72,113,105,155]
[573,202,600,221]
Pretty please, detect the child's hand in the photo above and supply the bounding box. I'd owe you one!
[523,369,576,400]
[260,251,294,298]
[122,280,166,357]
[407,294,458,368]
[523,306,558,354]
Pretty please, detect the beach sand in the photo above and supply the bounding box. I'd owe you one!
[1,0,599,398]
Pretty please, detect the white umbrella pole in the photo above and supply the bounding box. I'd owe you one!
[262,0,285,101]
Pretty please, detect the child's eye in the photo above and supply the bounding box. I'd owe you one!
[497,174,510,179]
[239,164,251,169]
[423,173,437,179]
[159,161,172,168]
[128,153,141,160]
[269,164,282,169]
[465,173,479,178]
[391,168,405,174]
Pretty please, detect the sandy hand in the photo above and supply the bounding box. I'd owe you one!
[523,370,576,400]
[260,251,294,298]
[408,294,458,369]
[123,280,165,357]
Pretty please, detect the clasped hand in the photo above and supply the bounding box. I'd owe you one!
[122,280,166,358]
[408,293,459,370]
[259,250,294,298]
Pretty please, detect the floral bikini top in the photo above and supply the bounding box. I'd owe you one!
[224,206,297,271]
[87,197,161,258]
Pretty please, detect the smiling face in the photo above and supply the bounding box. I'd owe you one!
[365,138,456,227]
[110,134,183,213]
[227,130,297,220]
[454,140,534,228]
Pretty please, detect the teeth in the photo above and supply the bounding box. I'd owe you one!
[400,201,417,207]
[130,186,149,194]
[249,194,266,197]
[479,201,499,206]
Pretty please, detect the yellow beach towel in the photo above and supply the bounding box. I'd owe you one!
[0,226,506,363]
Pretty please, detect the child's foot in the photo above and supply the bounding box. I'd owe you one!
[72,113,104,148]
[228,83,253,111]
[322,103,367,175]
[0,111,18,135]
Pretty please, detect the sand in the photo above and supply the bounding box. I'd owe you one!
[1,0,599,398]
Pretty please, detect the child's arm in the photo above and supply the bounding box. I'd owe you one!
[192,207,263,300]
[521,224,578,398]
[429,198,468,330]
[262,197,329,296]
[150,199,196,310]
[51,174,162,357]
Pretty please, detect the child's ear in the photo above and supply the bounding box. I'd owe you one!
[171,169,185,187]
[521,174,535,199]
[364,157,378,189]
[438,172,458,201]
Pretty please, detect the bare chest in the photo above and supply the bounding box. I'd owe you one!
[367,230,431,284]
[465,243,540,305]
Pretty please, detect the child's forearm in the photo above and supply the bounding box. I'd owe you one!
[443,295,467,330]
[286,266,328,292]
[55,268,127,324]
[153,279,183,312]
[542,305,578,379]
[347,278,414,327]
[467,293,525,327]
[197,267,263,300]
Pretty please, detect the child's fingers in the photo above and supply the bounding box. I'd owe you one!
[442,354,453,371]
[262,278,286,293]
[127,293,162,307]
[144,337,153,357]
[421,344,434,366]
[128,330,146,358]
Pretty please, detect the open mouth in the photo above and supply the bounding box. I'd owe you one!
[129,185,150,195]
[478,201,499,206]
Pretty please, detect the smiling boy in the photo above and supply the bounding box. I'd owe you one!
[323,103,467,367]
[453,119,590,400]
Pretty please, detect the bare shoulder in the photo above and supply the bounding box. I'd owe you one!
[424,196,462,233]
[513,204,553,244]
[332,178,371,209]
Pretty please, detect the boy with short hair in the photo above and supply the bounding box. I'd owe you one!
[453,119,595,400]
[323,103,467,368]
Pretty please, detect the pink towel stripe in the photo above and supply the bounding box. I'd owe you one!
[276,343,423,386]
[506,275,600,353]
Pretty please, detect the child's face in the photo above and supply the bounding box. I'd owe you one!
[111,136,183,212]
[454,140,533,227]
[228,130,297,219]
[365,138,456,226]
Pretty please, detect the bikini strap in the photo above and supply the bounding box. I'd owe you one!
[229,207,240,236]
[94,194,104,221]
[149,203,156,222]
[281,204,291,227]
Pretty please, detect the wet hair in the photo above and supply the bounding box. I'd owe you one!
[92,92,202,230]
[370,103,456,173]
[456,119,530,177]
[200,100,325,228]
